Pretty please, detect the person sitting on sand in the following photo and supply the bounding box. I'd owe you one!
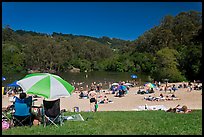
[171,94,176,98]
[90,83,96,91]
[183,83,187,88]
[172,84,177,92]
[79,91,88,99]
[170,94,181,100]
[136,89,141,94]
[149,88,154,93]
[80,87,84,92]
[137,89,146,94]
[160,93,164,98]
[197,83,202,90]
[98,95,113,104]
[165,95,171,101]
[116,90,124,97]
[96,84,100,93]
[103,95,109,103]
[178,84,182,88]
[111,86,118,94]
[157,93,165,101]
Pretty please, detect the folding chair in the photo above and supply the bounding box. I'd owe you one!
[42,98,63,127]
[11,96,33,127]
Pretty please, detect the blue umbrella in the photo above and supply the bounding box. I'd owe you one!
[7,80,20,87]
[131,74,137,79]
[2,77,6,81]
[118,85,127,91]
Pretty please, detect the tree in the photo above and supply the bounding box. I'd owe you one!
[153,47,185,82]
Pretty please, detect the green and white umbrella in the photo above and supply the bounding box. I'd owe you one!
[17,73,75,99]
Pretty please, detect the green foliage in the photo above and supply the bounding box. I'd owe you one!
[2,42,25,74]
[70,59,91,72]
[152,47,186,82]
[178,44,202,80]
[131,52,156,74]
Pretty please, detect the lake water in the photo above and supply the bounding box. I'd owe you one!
[2,71,149,89]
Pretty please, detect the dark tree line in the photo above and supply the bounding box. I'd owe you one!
[2,11,202,82]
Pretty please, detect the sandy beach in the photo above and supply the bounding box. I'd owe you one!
[2,82,202,112]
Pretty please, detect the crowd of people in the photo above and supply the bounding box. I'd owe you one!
[75,81,131,112]
[3,79,201,114]
[157,81,202,92]
[73,79,202,112]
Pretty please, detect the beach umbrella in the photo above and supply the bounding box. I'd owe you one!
[124,83,134,87]
[124,83,133,87]
[2,77,6,81]
[131,74,137,79]
[144,82,156,88]
[17,73,75,99]
[118,85,127,91]
[111,83,119,86]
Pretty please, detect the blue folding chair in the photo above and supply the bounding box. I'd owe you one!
[11,96,33,127]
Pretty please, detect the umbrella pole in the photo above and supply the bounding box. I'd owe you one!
[41,103,46,127]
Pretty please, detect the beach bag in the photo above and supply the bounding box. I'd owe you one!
[95,104,98,109]
[73,107,79,112]
[2,120,10,130]
[94,104,98,112]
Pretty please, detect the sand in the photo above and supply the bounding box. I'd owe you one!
[2,82,202,112]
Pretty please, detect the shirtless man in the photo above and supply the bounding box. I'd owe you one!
[88,90,97,112]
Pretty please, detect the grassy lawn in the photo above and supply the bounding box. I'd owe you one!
[2,110,202,135]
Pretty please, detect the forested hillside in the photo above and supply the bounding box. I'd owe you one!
[2,11,202,82]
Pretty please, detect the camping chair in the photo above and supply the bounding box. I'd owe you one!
[11,96,33,127]
[42,98,63,127]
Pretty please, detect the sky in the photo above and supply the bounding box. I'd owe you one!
[2,2,202,41]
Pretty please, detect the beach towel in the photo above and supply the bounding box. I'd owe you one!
[63,114,84,121]
[132,105,168,111]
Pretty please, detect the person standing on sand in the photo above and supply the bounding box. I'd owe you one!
[89,90,97,112]
[86,85,89,91]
